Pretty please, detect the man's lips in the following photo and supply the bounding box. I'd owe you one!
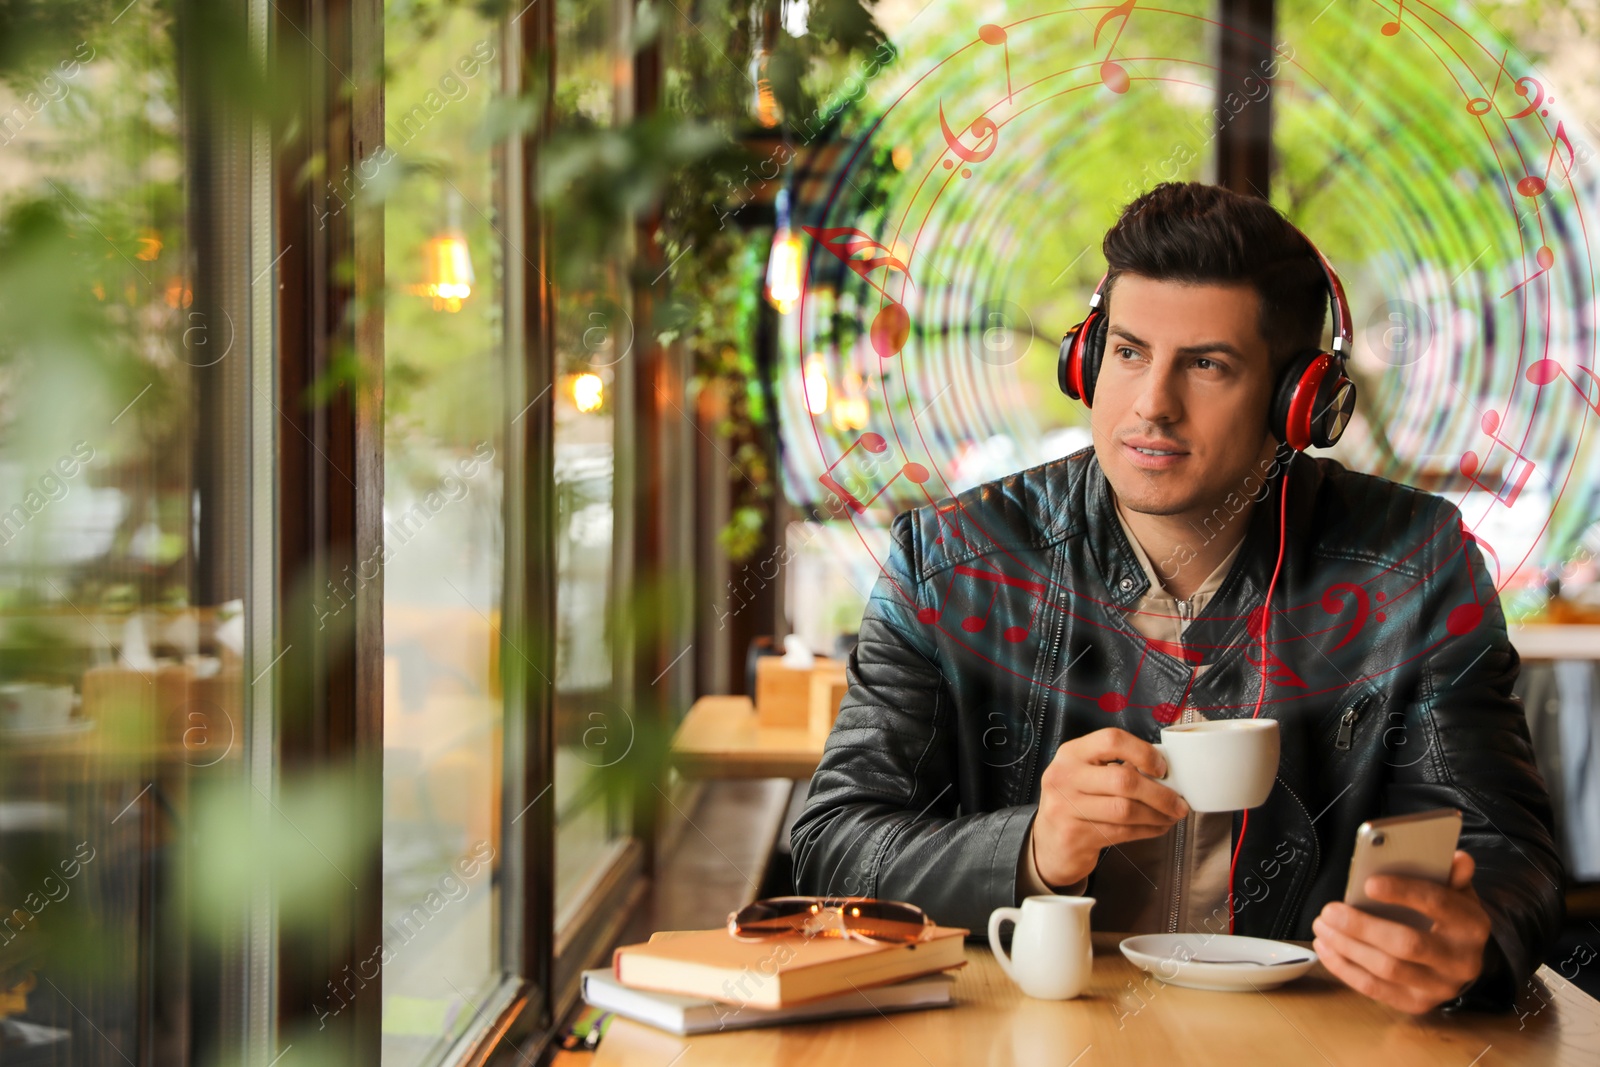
[1122,438,1189,469]
[1123,437,1188,455]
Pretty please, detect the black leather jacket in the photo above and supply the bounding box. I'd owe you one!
[791,445,1564,1010]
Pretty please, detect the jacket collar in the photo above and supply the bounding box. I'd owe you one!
[1082,444,1310,618]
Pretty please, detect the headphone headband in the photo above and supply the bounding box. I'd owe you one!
[1302,235,1353,356]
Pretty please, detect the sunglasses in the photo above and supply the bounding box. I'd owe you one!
[726,896,935,945]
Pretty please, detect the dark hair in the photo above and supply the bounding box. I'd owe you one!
[1102,182,1329,372]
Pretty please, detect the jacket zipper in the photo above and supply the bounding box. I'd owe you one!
[1024,554,1070,802]
[1167,811,1187,933]
[1167,698,1194,934]
[1334,693,1372,750]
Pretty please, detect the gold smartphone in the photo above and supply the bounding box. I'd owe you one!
[1342,808,1462,931]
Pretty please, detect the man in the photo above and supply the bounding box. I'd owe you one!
[790,182,1564,1013]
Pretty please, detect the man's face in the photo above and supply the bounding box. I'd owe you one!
[1088,273,1279,519]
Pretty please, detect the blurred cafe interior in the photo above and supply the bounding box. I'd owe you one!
[1,0,1599,1063]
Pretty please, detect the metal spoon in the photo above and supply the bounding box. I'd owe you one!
[1185,956,1306,966]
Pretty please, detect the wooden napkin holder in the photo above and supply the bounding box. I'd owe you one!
[755,656,847,731]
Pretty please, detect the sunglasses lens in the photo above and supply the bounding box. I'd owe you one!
[839,900,930,942]
[731,897,822,937]
[730,897,931,942]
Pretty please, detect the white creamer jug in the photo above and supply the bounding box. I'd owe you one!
[987,895,1095,1000]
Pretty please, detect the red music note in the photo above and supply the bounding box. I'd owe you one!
[954,564,1048,597]
[1462,527,1503,588]
[961,584,1001,634]
[818,432,930,513]
[1527,357,1600,415]
[1505,76,1549,121]
[1459,410,1537,508]
[953,563,1049,642]
[1517,121,1575,197]
[1321,582,1372,652]
[931,501,968,548]
[1153,661,1203,725]
[938,100,1000,183]
[979,24,1013,105]
[1245,604,1272,640]
[1464,52,1551,120]
[1501,245,1555,299]
[917,571,958,624]
[1465,51,1508,116]
[1098,637,1148,713]
[1382,0,1404,36]
[1243,646,1308,688]
[1094,0,1137,94]
[801,225,913,292]
[1098,632,1198,714]
[801,225,914,358]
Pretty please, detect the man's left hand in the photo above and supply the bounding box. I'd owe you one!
[1311,849,1494,1014]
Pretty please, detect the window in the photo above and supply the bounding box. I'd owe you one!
[380,6,512,1064]
[550,0,635,928]
[1273,0,1599,604]
[775,1,1218,649]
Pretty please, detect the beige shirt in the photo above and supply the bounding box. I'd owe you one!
[1018,495,1245,935]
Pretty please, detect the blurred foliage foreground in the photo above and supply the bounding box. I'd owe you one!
[0,0,896,1057]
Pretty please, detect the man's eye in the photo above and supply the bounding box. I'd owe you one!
[1116,346,1139,360]
[1194,357,1219,370]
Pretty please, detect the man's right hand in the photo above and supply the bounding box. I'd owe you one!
[1031,727,1191,888]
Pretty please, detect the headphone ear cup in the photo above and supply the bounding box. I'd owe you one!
[1079,311,1109,407]
[1270,350,1321,451]
[1311,366,1358,448]
[1058,326,1084,399]
[1273,351,1360,450]
[1059,310,1104,402]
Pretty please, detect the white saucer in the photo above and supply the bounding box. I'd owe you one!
[1119,933,1318,992]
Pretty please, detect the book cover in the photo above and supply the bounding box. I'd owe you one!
[611,925,968,1009]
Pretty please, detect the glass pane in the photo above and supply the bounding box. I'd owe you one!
[0,2,256,1061]
[381,6,507,1064]
[1273,0,1600,615]
[776,1,1218,645]
[552,0,632,923]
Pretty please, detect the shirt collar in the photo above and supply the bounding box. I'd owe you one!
[1083,445,1301,610]
[1111,492,1247,605]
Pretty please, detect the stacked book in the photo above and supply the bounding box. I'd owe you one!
[583,924,969,1035]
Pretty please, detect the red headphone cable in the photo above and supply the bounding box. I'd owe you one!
[1227,456,1290,935]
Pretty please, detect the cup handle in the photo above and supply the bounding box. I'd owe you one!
[988,907,1022,981]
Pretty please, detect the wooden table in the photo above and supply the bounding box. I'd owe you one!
[669,696,827,780]
[565,932,1600,1066]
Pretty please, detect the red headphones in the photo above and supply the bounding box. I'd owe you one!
[1057,235,1358,452]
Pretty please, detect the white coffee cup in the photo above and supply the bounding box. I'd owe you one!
[1148,718,1280,813]
[987,895,1095,1000]
[0,683,74,732]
